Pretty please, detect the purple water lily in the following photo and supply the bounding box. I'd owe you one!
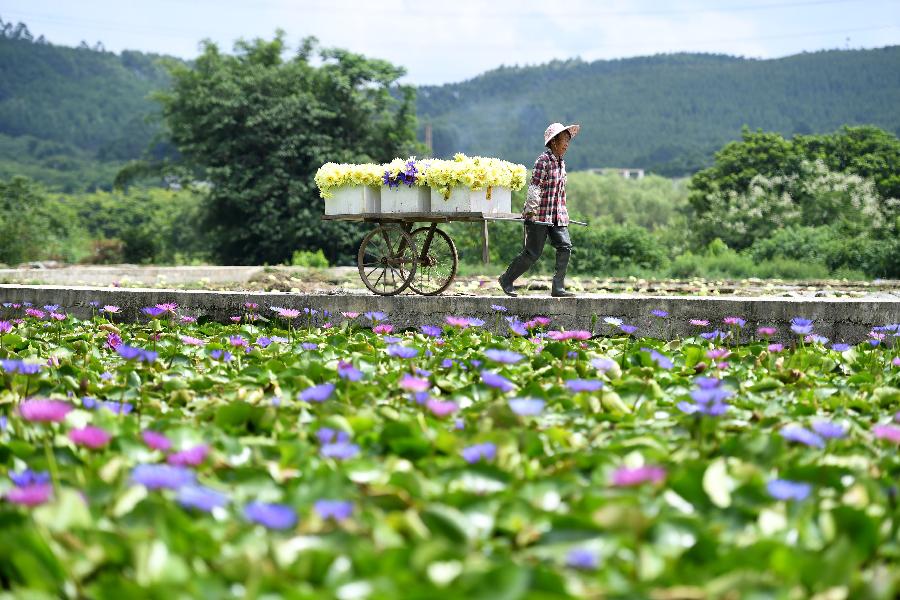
[299,383,335,403]
[480,370,514,392]
[244,501,297,530]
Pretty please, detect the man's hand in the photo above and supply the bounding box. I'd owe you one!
[522,210,535,220]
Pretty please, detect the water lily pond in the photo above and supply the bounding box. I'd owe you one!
[0,302,899,598]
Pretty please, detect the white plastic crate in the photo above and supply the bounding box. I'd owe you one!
[430,186,512,214]
[323,186,380,215]
[380,185,430,213]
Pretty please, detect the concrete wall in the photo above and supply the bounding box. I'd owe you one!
[2,284,898,344]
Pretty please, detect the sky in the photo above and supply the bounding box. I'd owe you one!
[2,0,899,85]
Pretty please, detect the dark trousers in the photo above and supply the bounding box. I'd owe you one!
[501,221,573,293]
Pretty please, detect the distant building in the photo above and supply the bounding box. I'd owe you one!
[588,167,645,180]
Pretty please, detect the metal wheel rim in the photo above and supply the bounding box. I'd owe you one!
[357,225,418,296]
[409,226,458,296]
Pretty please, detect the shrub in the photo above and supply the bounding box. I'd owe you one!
[291,249,329,268]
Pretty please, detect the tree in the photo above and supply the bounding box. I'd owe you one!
[155,33,421,264]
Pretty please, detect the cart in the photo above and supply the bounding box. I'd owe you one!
[322,212,525,296]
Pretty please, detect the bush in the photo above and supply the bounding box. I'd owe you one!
[571,224,667,275]
[291,249,329,268]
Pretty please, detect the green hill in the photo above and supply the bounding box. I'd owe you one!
[2,16,898,188]
[0,20,175,190]
[417,48,900,175]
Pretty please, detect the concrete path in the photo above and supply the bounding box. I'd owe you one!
[2,284,898,344]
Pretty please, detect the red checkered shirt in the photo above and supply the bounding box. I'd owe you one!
[523,149,568,226]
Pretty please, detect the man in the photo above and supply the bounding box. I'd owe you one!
[498,122,580,298]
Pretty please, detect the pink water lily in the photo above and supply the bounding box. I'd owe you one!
[19,399,72,423]
[69,426,112,449]
[611,465,666,487]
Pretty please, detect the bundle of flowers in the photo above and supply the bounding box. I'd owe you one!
[422,153,527,200]
[314,162,385,199]
[382,157,428,189]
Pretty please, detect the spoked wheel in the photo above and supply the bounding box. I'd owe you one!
[409,225,458,295]
[357,224,418,296]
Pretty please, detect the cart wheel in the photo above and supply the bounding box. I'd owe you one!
[358,224,418,296]
[409,225,458,295]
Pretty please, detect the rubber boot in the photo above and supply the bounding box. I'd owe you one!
[551,250,575,297]
[499,254,532,297]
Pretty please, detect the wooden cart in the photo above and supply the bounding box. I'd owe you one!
[322,212,524,296]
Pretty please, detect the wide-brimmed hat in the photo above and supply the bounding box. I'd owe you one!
[544,122,580,146]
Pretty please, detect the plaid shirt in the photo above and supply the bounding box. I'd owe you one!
[523,149,568,226]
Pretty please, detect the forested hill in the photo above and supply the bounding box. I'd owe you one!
[0,23,175,190]
[2,18,899,189]
[417,47,900,175]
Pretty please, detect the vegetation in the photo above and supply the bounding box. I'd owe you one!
[418,48,900,175]
[0,303,899,596]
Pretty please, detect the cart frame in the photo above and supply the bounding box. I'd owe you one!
[322,212,525,296]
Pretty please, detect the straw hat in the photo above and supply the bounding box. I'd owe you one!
[544,122,581,146]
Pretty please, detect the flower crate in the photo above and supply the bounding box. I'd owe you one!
[323,185,380,215]
[380,185,430,213]
[430,186,512,214]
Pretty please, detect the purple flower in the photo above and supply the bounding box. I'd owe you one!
[651,309,669,318]
[491,304,508,312]
[19,399,72,423]
[591,357,617,373]
[780,425,825,448]
[811,421,846,439]
[468,318,485,327]
[445,316,471,328]
[641,348,674,369]
[566,548,598,570]
[9,469,50,487]
[316,428,348,445]
[509,397,545,416]
[167,444,209,467]
[757,326,777,336]
[180,335,206,346]
[0,321,12,334]
[321,441,360,460]
[873,424,900,443]
[678,378,731,416]
[131,464,195,490]
[1,360,43,375]
[387,345,419,359]
[507,319,528,336]
[69,426,111,449]
[314,499,354,521]
[480,370,514,392]
[177,485,229,512]
[277,308,301,319]
[256,336,273,348]
[5,483,52,507]
[244,501,297,530]
[619,324,638,335]
[790,317,814,335]
[484,349,524,364]
[767,479,811,501]
[382,336,402,344]
[611,465,666,487]
[142,430,171,451]
[426,398,458,417]
[42,304,60,312]
[117,345,157,363]
[179,315,197,324]
[804,334,829,344]
[209,350,233,362]
[142,306,166,318]
[337,360,363,381]
[723,316,745,328]
[566,379,604,393]
[299,383,335,403]
[700,330,729,341]
[373,324,394,335]
[399,373,430,392]
[461,442,497,464]
[364,311,386,323]
[301,342,319,351]
[441,359,455,368]
[547,330,591,341]
[420,325,442,337]
[831,343,851,352]
[768,343,784,352]
[689,319,709,326]
[229,335,249,348]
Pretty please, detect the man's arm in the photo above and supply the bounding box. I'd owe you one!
[523,155,546,218]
